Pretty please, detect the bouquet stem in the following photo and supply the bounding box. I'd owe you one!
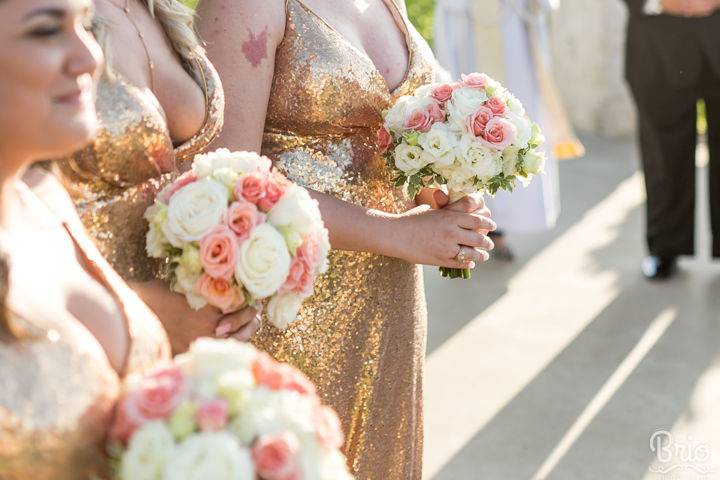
[439,266,472,279]
[441,189,472,280]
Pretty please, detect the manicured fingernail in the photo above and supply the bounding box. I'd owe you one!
[215,323,231,336]
[468,261,476,269]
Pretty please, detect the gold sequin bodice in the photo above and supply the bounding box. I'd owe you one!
[0,177,170,480]
[253,2,437,478]
[54,54,224,281]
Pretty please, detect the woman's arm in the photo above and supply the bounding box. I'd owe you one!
[197,0,495,269]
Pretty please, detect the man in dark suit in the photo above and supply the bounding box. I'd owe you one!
[622,0,720,279]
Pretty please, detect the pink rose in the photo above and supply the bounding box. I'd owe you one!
[479,117,517,150]
[376,126,393,155]
[226,200,263,242]
[281,256,313,296]
[196,274,246,314]
[111,365,188,444]
[403,109,433,133]
[461,72,489,89]
[252,353,317,396]
[430,83,454,104]
[426,101,446,124]
[467,106,494,137]
[313,405,345,450]
[159,170,198,203]
[199,225,238,280]
[234,171,267,204]
[258,171,288,212]
[281,240,318,295]
[195,399,229,432]
[252,432,301,480]
[485,96,507,116]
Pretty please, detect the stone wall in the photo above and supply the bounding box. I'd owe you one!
[551,1,637,137]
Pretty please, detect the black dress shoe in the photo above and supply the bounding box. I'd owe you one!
[641,255,677,280]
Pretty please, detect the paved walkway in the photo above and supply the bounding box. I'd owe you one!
[423,135,720,480]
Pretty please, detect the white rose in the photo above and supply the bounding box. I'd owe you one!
[120,421,175,480]
[413,83,435,98]
[418,123,459,167]
[266,184,323,236]
[507,112,532,149]
[210,167,240,191]
[506,93,525,115]
[176,338,257,396]
[267,293,305,330]
[162,432,253,480]
[235,223,291,299]
[523,150,547,176]
[192,149,271,178]
[457,135,503,180]
[384,96,413,133]
[318,450,354,480]
[163,179,228,247]
[501,146,521,177]
[393,143,429,173]
[146,224,166,258]
[316,228,331,274]
[447,87,487,130]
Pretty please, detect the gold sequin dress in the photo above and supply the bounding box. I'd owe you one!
[0,176,170,480]
[53,50,224,281]
[252,1,437,478]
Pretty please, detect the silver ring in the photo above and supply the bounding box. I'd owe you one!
[455,245,467,263]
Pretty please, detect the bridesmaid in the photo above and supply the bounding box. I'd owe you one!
[0,0,170,477]
[52,0,259,353]
[197,1,496,478]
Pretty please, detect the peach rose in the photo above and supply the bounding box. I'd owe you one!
[313,405,345,450]
[479,117,517,150]
[234,171,267,204]
[281,240,318,296]
[195,399,230,432]
[376,126,393,155]
[467,106,494,137]
[111,365,188,444]
[159,170,198,203]
[252,352,317,396]
[430,83,454,104]
[199,225,238,280]
[485,96,507,116]
[226,200,263,242]
[258,171,288,212]
[196,274,246,314]
[252,432,301,480]
[403,108,433,133]
[461,72,489,89]
[426,101,446,124]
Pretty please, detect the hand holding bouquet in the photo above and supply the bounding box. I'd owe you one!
[379,72,546,278]
[110,339,353,480]
[145,149,330,329]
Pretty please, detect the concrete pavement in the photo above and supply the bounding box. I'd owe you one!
[423,135,720,480]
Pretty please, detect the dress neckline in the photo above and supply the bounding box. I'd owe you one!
[290,0,414,95]
[12,180,134,378]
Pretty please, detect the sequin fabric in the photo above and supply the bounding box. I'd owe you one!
[0,176,170,480]
[53,52,224,282]
[252,1,437,478]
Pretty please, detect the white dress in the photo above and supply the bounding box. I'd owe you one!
[434,0,561,233]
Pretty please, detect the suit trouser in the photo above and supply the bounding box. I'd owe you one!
[628,71,720,258]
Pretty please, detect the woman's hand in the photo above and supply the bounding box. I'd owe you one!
[386,194,496,269]
[130,280,260,354]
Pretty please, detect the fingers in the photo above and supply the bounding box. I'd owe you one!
[416,188,449,209]
[230,316,262,342]
[681,0,716,15]
[446,193,485,213]
[456,229,495,251]
[455,212,497,233]
[443,246,490,269]
[215,307,258,337]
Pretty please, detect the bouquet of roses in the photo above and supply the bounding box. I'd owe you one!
[110,338,354,480]
[378,72,546,278]
[145,149,330,329]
